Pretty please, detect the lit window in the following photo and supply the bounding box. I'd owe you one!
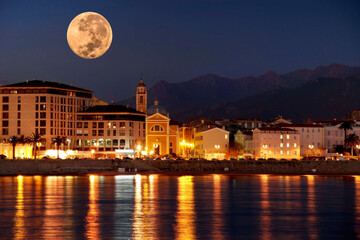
[286,143,289,147]
[294,143,297,147]
[225,135,228,139]
[286,135,290,139]
[151,125,164,132]
[280,143,283,148]
[280,150,283,155]
[280,135,283,139]
[286,151,290,155]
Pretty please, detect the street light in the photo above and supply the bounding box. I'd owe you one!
[308,144,314,159]
[356,145,360,160]
[137,145,141,158]
[262,144,268,159]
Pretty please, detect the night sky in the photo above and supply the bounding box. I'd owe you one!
[0,0,359,101]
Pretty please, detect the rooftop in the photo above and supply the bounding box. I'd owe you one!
[258,127,297,132]
[79,105,144,114]
[278,124,324,128]
[0,80,92,92]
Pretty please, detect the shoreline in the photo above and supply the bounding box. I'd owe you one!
[1,158,360,176]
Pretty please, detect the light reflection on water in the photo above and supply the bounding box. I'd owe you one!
[0,174,359,239]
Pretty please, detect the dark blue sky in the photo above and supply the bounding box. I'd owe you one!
[0,0,359,101]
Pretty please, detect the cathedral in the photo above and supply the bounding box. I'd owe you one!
[136,77,179,156]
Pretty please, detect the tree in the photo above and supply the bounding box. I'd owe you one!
[52,136,66,159]
[346,133,360,156]
[9,135,25,159]
[338,121,353,152]
[27,133,42,159]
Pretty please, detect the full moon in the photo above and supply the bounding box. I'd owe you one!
[67,12,112,59]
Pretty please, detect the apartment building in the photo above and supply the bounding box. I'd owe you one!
[194,127,229,160]
[0,80,92,149]
[75,105,146,152]
[251,127,300,159]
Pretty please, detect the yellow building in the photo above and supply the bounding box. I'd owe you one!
[194,127,229,160]
[145,101,179,156]
[251,127,300,159]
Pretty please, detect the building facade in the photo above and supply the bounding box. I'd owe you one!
[0,80,92,150]
[280,124,325,157]
[194,127,229,160]
[251,127,300,159]
[146,112,179,156]
[75,105,146,155]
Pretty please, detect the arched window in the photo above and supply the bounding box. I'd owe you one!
[140,96,144,104]
[151,125,164,132]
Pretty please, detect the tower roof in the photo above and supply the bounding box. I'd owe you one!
[137,75,146,87]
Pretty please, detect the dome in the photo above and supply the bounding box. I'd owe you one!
[137,78,146,87]
[147,100,167,115]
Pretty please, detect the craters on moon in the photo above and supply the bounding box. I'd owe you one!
[67,12,112,59]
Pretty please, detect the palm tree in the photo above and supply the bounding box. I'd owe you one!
[52,136,66,159]
[27,133,42,159]
[346,133,360,156]
[339,121,353,152]
[9,135,25,159]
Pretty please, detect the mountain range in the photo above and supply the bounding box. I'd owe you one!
[117,63,360,123]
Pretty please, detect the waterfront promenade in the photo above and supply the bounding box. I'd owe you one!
[1,159,360,175]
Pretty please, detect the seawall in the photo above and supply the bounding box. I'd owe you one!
[1,159,360,175]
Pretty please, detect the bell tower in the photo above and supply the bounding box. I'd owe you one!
[136,75,147,113]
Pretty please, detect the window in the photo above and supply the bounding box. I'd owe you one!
[17,129,21,135]
[3,113,8,119]
[140,96,144,103]
[280,135,283,139]
[113,139,118,146]
[286,135,290,139]
[40,112,46,118]
[106,139,111,146]
[40,128,46,135]
[280,150,283,155]
[2,96,9,103]
[119,129,125,136]
[92,122,97,128]
[294,143,297,147]
[84,122,88,128]
[119,122,125,128]
[40,104,46,111]
[286,151,290,155]
[113,130,116,136]
[17,121,21,127]
[40,120,46,127]
[3,105,8,111]
[129,122,134,128]
[151,125,164,132]
[107,130,110,136]
[286,143,289,147]
[280,143,283,148]
[17,113,21,119]
[98,130,104,136]
[92,130,97,136]
[2,120,8,127]
[77,122,82,128]
[129,129,134,136]
[120,139,125,148]
[98,122,104,128]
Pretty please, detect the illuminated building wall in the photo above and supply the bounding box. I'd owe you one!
[194,127,229,159]
[0,143,33,159]
[0,80,92,149]
[251,127,300,159]
[75,105,146,152]
[146,113,179,156]
[280,124,325,156]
